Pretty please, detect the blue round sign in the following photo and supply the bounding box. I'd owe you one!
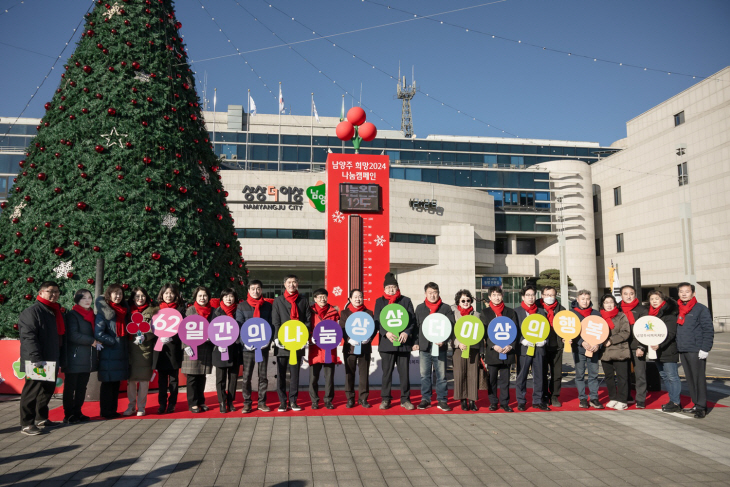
[345,312,376,355]
[487,317,517,360]
[240,317,273,363]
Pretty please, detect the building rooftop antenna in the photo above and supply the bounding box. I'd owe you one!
[397,62,416,138]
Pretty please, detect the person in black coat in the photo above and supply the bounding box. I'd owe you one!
[236,280,274,413]
[480,286,519,412]
[538,286,565,407]
[95,284,130,419]
[620,285,650,408]
[152,283,185,414]
[18,281,63,435]
[645,291,681,412]
[571,291,603,409]
[271,275,312,412]
[213,288,243,413]
[514,285,550,411]
[339,289,376,409]
[374,273,416,411]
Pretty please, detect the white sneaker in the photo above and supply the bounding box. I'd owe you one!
[614,402,628,410]
[122,408,136,417]
[606,400,617,409]
[136,411,146,417]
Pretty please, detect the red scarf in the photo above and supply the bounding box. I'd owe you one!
[521,301,538,314]
[37,296,65,335]
[648,301,666,317]
[489,301,505,317]
[384,290,401,304]
[601,307,619,330]
[457,305,473,317]
[246,294,264,318]
[677,297,697,325]
[347,302,366,313]
[193,302,213,319]
[621,298,639,325]
[284,290,300,320]
[424,298,442,314]
[108,301,127,337]
[314,303,331,320]
[160,301,179,310]
[220,302,237,318]
[540,299,559,326]
[573,305,593,318]
[131,303,149,314]
[72,304,94,329]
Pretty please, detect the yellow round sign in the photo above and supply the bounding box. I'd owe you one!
[278,320,310,365]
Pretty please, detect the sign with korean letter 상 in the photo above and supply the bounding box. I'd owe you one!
[421,314,453,357]
[345,312,375,355]
[208,316,239,361]
[313,320,343,364]
[454,315,485,359]
[579,316,609,357]
[553,310,581,353]
[179,315,209,360]
[488,317,517,360]
[278,320,310,365]
[633,316,668,360]
[520,314,551,357]
[241,318,273,363]
[151,309,183,352]
[379,304,409,346]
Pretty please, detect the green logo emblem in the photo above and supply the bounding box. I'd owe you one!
[306,183,326,212]
[12,358,26,380]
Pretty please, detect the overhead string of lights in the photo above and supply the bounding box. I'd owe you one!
[0,0,29,17]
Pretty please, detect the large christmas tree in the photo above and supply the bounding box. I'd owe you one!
[0,0,246,336]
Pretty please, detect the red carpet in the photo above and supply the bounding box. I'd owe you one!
[48,388,723,420]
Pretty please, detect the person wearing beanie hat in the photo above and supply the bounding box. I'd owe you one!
[308,288,341,409]
[374,273,416,410]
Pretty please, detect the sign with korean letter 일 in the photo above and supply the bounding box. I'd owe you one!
[421,314,453,357]
[278,320,310,365]
[241,318,273,363]
[345,312,375,355]
[179,315,209,360]
[520,314,551,357]
[488,317,517,360]
[580,316,609,357]
[151,309,182,352]
[454,315,485,359]
[553,310,581,353]
[379,304,409,346]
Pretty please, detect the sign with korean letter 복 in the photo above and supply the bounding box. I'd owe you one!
[313,320,343,364]
[241,318,273,363]
[520,314,551,357]
[454,315,485,359]
[151,309,183,352]
[488,317,517,360]
[179,315,210,360]
[208,316,239,361]
[278,320,310,365]
[553,310,581,353]
[421,314,452,357]
[579,316,609,357]
[633,316,668,360]
[345,312,375,355]
[379,304,409,346]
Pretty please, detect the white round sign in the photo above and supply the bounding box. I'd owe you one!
[421,313,453,356]
[632,316,668,360]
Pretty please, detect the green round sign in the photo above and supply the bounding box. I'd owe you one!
[379,303,409,346]
[454,315,485,358]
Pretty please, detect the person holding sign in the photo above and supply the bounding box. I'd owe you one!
[676,282,714,419]
[236,280,273,413]
[340,289,376,409]
[514,285,551,411]
[619,285,649,408]
[212,288,243,413]
[151,284,185,414]
[645,291,681,412]
[375,273,416,411]
[124,287,155,417]
[415,282,455,411]
[308,288,341,410]
[95,284,130,419]
[451,290,481,411]
[599,294,631,410]
[18,281,63,435]
[182,286,215,414]
[480,286,519,412]
[272,275,312,412]
[538,286,566,407]
[571,289,603,409]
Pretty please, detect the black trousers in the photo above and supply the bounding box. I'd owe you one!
[309,363,335,404]
[344,352,370,401]
[99,381,121,417]
[276,354,303,404]
[20,379,56,426]
[380,351,411,403]
[216,366,239,405]
[628,349,648,403]
[487,364,511,407]
[157,369,179,408]
[681,352,707,410]
[63,372,90,419]
[602,360,629,402]
[186,374,207,408]
[242,349,269,405]
[543,347,563,401]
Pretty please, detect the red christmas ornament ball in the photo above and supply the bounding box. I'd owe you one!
[95,145,104,153]
[93,246,100,252]
[23,258,31,264]
[151,252,161,261]
[83,65,92,73]
[25,294,33,301]
[54,187,62,194]
[27,277,34,283]
[179,277,186,283]
[145,205,152,212]
[179,186,187,194]
[87,278,95,285]
[124,252,132,258]
[107,108,116,116]
[54,247,64,256]
[67,272,74,278]
[76,202,87,210]
[73,240,80,246]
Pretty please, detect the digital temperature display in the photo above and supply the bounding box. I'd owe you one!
[339,183,381,213]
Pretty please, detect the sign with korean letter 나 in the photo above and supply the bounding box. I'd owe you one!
[553,310,581,353]
[208,316,240,361]
[488,317,517,360]
[633,316,668,360]
[520,314,551,357]
[179,315,210,360]
[345,312,375,355]
[454,315,485,359]
[313,320,343,364]
[151,309,183,352]
[278,320,310,365]
[579,316,609,357]
[421,314,453,357]
[241,318,273,363]
[379,304,409,346]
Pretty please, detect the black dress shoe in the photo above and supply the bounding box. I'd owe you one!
[694,409,707,419]
[534,403,551,411]
[579,399,589,409]
[228,401,237,412]
[469,401,479,412]
[166,404,175,414]
[219,404,227,413]
[325,402,335,410]
[589,400,605,410]
[359,400,371,409]
[379,400,390,410]
[683,406,698,414]
[347,398,356,408]
[157,406,166,415]
[501,405,514,412]
[190,407,201,414]
[417,399,430,410]
[78,414,91,422]
[311,402,319,410]
[461,399,468,411]
[488,404,499,411]
[517,403,528,411]
[199,405,209,412]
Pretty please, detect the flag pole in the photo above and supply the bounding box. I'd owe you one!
[213,88,217,159]
[246,89,250,171]
[311,93,314,168]
[278,81,282,171]
[341,94,345,154]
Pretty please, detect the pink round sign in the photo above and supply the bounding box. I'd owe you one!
[208,315,240,361]
[151,308,183,352]
[179,315,210,360]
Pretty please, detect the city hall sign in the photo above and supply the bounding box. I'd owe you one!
[241,185,305,211]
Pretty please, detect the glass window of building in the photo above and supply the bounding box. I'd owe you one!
[678,162,689,186]
[268,134,279,144]
[455,169,471,187]
[497,155,510,166]
[495,237,510,254]
[488,190,503,208]
[484,154,497,166]
[422,168,438,183]
[428,141,442,151]
[595,238,601,256]
[614,186,622,206]
[400,140,414,150]
[563,147,576,156]
[674,111,685,126]
[438,169,455,185]
[471,170,487,187]
[405,168,421,181]
[282,146,298,161]
[516,238,536,255]
[616,233,624,253]
[390,167,405,179]
[486,171,501,187]
[386,150,399,161]
[251,133,267,144]
[504,172,519,188]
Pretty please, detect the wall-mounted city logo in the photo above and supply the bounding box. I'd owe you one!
[306,180,326,212]
[633,316,668,360]
[409,198,443,215]
[241,185,305,211]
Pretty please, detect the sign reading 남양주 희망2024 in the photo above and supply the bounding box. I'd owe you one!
[240,185,305,210]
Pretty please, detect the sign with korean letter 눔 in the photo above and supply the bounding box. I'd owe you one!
[553,310,581,353]
[345,312,375,355]
[520,314,550,357]
[633,316,668,360]
[487,317,517,360]
[208,316,240,362]
[421,314,452,357]
[379,304,409,346]
[278,320,310,365]
[579,316,609,357]
[454,315,485,359]
[241,318,273,363]
[151,308,183,352]
[313,319,343,364]
[179,315,210,360]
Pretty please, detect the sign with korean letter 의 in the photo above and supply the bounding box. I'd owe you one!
[488,317,517,360]
[379,304,409,346]
[580,316,609,357]
[345,312,375,355]
[633,316,668,360]
[151,309,182,352]
[553,310,581,353]
[241,318,273,363]
[520,314,550,357]
[421,314,452,357]
[313,320,343,364]
[208,316,239,361]
[454,315,485,359]
[179,315,209,360]
[278,320,310,365]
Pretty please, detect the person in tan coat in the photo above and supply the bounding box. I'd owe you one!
[599,294,631,410]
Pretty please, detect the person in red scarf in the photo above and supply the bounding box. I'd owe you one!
[61,289,100,424]
[308,288,341,410]
[182,286,215,414]
[451,290,481,412]
[414,282,455,412]
[619,285,649,408]
[374,273,416,411]
[599,294,631,410]
[18,281,63,435]
[124,287,155,417]
[480,286,519,412]
[570,289,603,409]
[212,288,243,413]
[152,283,185,414]
[271,275,312,412]
[95,283,130,419]
[339,289,376,409]
[646,291,681,412]
[514,285,551,412]
[675,282,714,418]
[235,280,274,413]
[537,286,566,407]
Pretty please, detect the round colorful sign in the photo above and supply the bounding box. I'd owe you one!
[240,317,273,363]
[579,315,609,357]
[345,311,375,355]
[126,312,151,336]
[151,308,182,352]
[278,320,310,365]
[379,303,409,346]
[487,317,517,360]
[421,313,453,356]
[454,315,485,358]
[553,310,581,353]
[520,314,551,356]
[312,319,343,364]
[633,316,668,360]
[179,315,210,360]
[208,315,239,362]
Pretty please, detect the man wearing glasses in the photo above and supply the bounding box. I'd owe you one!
[538,286,566,407]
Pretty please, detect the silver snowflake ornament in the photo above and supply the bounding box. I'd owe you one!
[197,164,210,185]
[9,202,26,220]
[161,214,178,230]
[103,2,123,20]
[101,127,128,149]
[332,286,343,297]
[332,211,345,224]
[374,235,386,247]
[53,260,74,279]
[134,71,151,83]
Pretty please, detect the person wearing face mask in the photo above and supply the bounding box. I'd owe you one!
[480,286,519,412]
[514,285,550,411]
[599,294,631,410]
[537,286,565,407]
[619,285,649,408]
[308,288,341,410]
[451,290,481,412]
[124,287,155,417]
[212,288,243,413]
[151,283,185,414]
[571,289,603,409]
[339,289,376,409]
[95,283,130,419]
[645,291,680,413]
[182,286,215,414]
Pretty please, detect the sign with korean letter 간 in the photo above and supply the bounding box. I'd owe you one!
[208,316,239,361]
[179,315,209,360]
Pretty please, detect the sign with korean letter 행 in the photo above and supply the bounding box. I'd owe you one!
[553,310,581,353]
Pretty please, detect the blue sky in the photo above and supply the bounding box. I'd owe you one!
[1,0,728,146]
